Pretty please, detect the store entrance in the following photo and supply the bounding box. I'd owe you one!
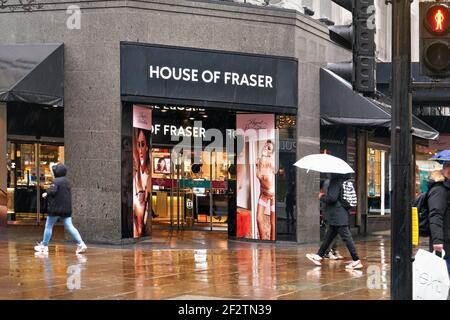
[151,146,232,231]
[144,106,237,232]
[6,140,64,225]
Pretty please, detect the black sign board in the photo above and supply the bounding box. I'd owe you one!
[120,43,298,113]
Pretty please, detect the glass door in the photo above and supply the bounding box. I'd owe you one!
[367,146,391,215]
[154,147,230,232]
[7,141,64,225]
[7,142,38,224]
[209,151,230,231]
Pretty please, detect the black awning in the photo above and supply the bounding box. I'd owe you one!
[320,68,439,140]
[0,43,64,106]
[372,99,439,140]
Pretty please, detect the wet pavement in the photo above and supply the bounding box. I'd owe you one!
[0,226,394,300]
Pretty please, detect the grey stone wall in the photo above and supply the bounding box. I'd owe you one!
[0,0,350,244]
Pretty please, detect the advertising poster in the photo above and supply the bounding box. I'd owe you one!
[133,105,152,238]
[236,114,276,240]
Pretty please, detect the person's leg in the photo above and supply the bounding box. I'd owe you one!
[43,216,59,246]
[270,199,275,240]
[318,226,339,257]
[323,222,337,255]
[337,226,360,261]
[257,197,270,240]
[61,217,84,245]
[134,206,144,238]
[327,235,338,254]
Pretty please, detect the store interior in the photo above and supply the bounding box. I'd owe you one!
[148,106,236,231]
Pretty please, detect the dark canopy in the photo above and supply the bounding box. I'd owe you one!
[320,68,439,140]
[0,43,64,107]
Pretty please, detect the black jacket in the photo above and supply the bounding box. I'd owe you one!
[321,177,349,226]
[427,179,450,256]
[46,164,72,217]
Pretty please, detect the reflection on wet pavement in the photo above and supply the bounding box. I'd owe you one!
[0,227,391,300]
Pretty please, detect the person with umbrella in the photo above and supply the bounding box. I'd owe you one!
[295,154,362,269]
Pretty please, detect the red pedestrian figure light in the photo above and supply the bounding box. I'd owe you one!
[435,9,445,31]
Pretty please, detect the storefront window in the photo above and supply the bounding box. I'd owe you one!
[416,143,441,196]
[128,105,236,233]
[276,115,296,241]
[7,141,64,224]
[367,146,391,215]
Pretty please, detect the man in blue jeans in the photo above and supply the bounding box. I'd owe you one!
[34,163,87,254]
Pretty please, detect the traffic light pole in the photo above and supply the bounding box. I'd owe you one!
[390,0,413,300]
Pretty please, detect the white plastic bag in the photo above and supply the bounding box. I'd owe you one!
[413,249,450,300]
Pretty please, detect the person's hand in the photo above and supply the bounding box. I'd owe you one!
[433,244,444,252]
[319,192,325,199]
[42,193,47,199]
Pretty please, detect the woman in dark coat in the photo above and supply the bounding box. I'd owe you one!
[34,163,87,254]
[306,174,362,270]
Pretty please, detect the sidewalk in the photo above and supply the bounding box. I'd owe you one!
[0,226,390,300]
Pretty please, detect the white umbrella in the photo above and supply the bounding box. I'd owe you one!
[294,153,354,174]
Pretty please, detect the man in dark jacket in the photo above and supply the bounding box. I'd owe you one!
[34,163,87,254]
[306,174,362,270]
[427,162,450,275]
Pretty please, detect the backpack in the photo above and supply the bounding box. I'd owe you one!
[342,180,357,209]
[413,182,447,237]
[413,191,430,237]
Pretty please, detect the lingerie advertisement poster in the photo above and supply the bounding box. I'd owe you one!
[133,105,152,238]
[236,114,276,241]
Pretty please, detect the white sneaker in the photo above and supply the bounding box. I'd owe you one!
[324,252,338,260]
[332,250,344,260]
[306,253,323,266]
[34,242,48,253]
[76,243,87,254]
[345,260,363,270]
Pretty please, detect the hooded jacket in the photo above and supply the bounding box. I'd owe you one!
[321,176,349,226]
[426,170,450,257]
[46,164,72,217]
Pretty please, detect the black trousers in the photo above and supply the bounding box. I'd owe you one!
[324,222,338,253]
[318,225,359,261]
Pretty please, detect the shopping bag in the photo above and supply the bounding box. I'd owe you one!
[413,249,450,300]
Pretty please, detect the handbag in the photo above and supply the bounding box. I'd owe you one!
[413,249,450,300]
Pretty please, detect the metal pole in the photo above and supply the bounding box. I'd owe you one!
[35,143,40,226]
[210,151,213,231]
[390,0,413,300]
[177,154,181,230]
[170,151,174,229]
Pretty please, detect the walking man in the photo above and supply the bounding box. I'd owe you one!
[34,163,87,254]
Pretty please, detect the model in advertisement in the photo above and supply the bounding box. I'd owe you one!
[236,113,276,241]
[256,140,276,240]
[154,157,170,174]
[133,128,151,238]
